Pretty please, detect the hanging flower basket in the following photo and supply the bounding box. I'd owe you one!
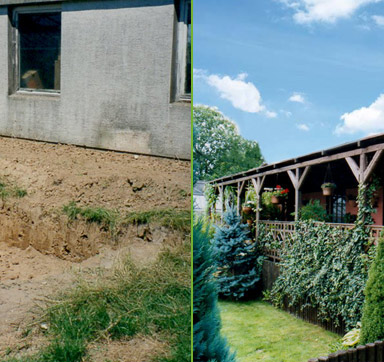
[242,206,252,214]
[321,182,336,196]
[271,195,280,204]
[246,219,253,226]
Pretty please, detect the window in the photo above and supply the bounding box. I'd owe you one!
[171,0,191,101]
[12,8,61,93]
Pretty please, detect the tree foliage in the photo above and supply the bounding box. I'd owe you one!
[193,221,236,362]
[360,237,384,344]
[213,207,264,300]
[193,106,264,182]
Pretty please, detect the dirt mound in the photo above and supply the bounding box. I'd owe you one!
[0,137,190,260]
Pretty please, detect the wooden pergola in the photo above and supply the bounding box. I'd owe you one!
[211,133,384,233]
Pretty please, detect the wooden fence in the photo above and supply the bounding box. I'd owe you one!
[308,340,384,362]
[259,221,383,261]
[262,260,346,335]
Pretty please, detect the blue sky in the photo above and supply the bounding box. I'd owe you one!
[193,0,384,163]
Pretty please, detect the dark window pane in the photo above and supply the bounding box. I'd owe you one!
[185,2,191,94]
[19,12,61,91]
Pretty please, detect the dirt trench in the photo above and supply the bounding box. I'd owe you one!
[0,136,190,359]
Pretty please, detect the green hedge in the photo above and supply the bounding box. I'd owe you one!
[361,237,384,343]
[267,220,374,329]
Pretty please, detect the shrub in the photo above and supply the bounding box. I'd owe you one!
[298,199,328,221]
[268,220,373,329]
[193,221,236,362]
[213,207,264,300]
[360,238,384,343]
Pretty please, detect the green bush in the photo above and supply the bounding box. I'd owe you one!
[193,221,236,362]
[360,238,384,343]
[298,199,328,221]
[267,220,373,329]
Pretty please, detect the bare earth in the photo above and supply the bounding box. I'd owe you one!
[0,136,190,359]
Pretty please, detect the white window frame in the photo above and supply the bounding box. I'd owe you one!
[10,4,62,95]
[171,0,191,102]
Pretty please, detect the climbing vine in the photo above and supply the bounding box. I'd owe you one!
[265,176,380,330]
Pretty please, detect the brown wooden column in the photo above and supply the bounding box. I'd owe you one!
[251,176,265,239]
[237,180,246,215]
[287,166,310,221]
[218,185,224,221]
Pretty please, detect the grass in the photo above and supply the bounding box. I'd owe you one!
[2,244,191,362]
[62,202,190,234]
[0,179,27,201]
[219,300,339,362]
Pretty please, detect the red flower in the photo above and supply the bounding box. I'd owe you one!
[276,185,282,189]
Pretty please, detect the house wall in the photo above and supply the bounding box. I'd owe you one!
[301,188,383,226]
[0,0,191,159]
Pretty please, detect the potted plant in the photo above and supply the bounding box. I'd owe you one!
[321,182,336,196]
[271,185,289,204]
[242,201,254,214]
[242,185,257,214]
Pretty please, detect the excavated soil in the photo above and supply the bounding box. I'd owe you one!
[0,136,190,359]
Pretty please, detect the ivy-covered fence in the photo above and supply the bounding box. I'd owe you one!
[260,180,380,333]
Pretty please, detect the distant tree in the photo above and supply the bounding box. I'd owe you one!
[193,106,264,182]
[193,221,236,362]
[360,238,384,344]
[213,207,264,300]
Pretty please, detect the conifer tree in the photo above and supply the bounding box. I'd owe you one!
[213,207,264,300]
[361,238,384,344]
[193,221,236,362]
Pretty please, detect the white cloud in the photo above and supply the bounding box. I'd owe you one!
[280,0,381,24]
[207,73,264,113]
[335,94,384,135]
[372,14,384,25]
[197,70,276,116]
[296,123,310,131]
[289,92,306,103]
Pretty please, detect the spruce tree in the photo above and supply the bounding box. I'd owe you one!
[361,238,384,343]
[213,207,264,300]
[193,221,236,362]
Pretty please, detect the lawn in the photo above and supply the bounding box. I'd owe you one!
[219,300,339,362]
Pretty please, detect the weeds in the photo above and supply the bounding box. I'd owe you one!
[1,244,191,362]
[62,202,119,232]
[62,202,190,234]
[0,179,27,201]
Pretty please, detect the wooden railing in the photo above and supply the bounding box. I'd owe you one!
[259,220,384,261]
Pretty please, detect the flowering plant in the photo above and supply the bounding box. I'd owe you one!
[272,185,289,198]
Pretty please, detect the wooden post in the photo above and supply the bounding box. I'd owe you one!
[237,180,246,215]
[251,176,265,239]
[287,166,310,221]
[218,185,224,221]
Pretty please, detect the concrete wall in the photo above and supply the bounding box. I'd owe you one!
[0,0,191,159]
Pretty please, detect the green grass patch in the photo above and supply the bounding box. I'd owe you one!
[124,209,190,233]
[0,179,27,201]
[219,300,339,362]
[62,202,190,234]
[62,202,119,232]
[2,244,191,362]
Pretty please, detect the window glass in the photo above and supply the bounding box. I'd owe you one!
[185,2,191,94]
[18,12,61,91]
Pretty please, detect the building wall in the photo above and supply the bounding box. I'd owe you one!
[302,188,384,226]
[0,0,191,159]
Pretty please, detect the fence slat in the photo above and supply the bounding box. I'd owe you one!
[366,343,375,362]
[375,341,383,362]
[356,345,366,362]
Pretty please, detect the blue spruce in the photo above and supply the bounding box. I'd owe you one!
[214,207,264,300]
[193,221,236,362]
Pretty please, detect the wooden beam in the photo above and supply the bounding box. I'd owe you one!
[360,153,367,183]
[287,169,298,189]
[213,143,384,187]
[298,166,311,189]
[363,149,383,183]
[218,185,224,220]
[345,157,360,182]
[236,180,246,215]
